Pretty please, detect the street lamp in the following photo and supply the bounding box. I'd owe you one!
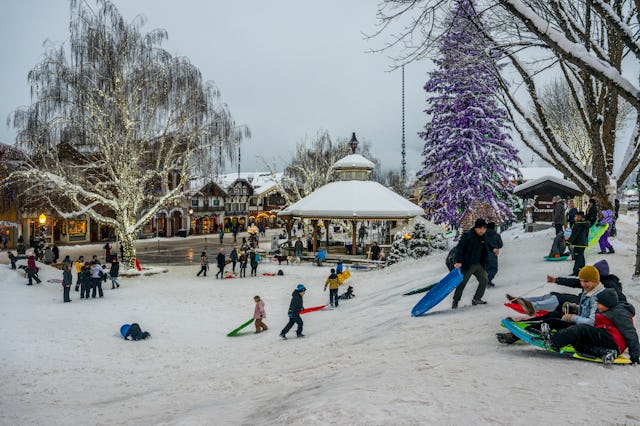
[38,213,46,225]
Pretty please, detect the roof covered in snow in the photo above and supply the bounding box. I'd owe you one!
[517,167,564,181]
[513,175,582,198]
[278,180,423,219]
[333,154,375,170]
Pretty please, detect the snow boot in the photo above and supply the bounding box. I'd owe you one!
[601,349,617,366]
[598,251,607,254]
[540,323,553,350]
[297,333,305,338]
[452,300,459,309]
[516,298,535,316]
[279,333,287,340]
[472,298,487,306]
[608,247,615,254]
[496,332,519,344]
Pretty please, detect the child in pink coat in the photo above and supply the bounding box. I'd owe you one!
[254,295,268,333]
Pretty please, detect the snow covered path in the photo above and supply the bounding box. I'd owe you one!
[2,215,640,425]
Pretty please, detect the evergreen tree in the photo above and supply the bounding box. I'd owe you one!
[416,0,520,228]
[387,237,409,266]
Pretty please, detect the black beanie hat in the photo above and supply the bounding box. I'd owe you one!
[474,218,488,229]
[596,289,619,309]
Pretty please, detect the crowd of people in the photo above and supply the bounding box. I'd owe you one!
[196,239,262,279]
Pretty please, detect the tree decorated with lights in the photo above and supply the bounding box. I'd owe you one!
[6,0,244,267]
[416,0,520,228]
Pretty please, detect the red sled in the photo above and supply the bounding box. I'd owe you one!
[300,305,327,315]
[135,258,142,271]
[504,302,548,316]
[262,272,276,276]
[224,275,236,279]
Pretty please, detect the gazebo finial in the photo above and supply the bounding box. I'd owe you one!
[349,132,358,154]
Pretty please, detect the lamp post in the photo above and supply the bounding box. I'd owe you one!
[38,213,47,242]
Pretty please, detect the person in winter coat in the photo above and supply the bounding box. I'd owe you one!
[253,295,268,333]
[452,218,489,309]
[215,248,226,279]
[552,196,566,235]
[485,222,503,288]
[43,246,54,265]
[567,211,589,276]
[197,251,208,277]
[8,251,17,270]
[547,288,640,365]
[508,259,625,315]
[239,251,248,278]
[26,253,41,285]
[80,262,92,299]
[369,242,381,261]
[51,245,59,263]
[597,208,615,254]
[75,255,84,291]
[548,232,569,258]
[585,198,598,227]
[230,248,239,274]
[103,243,111,262]
[109,255,120,289]
[90,261,105,298]
[324,268,342,307]
[280,284,306,339]
[566,199,578,229]
[219,228,224,244]
[294,237,304,264]
[336,260,344,275]
[249,249,259,277]
[61,257,73,303]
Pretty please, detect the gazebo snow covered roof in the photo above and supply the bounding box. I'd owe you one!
[279,180,423,220]
[514,175,581,198]
[333,154,375,171]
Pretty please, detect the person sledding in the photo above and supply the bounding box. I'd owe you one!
[279,284,306,339]
[498,265,604,344]
[506,259,625,316]
[339,285,355,300]
[541,289,639,365]
[548,230,570,258]
[122,323,151,341]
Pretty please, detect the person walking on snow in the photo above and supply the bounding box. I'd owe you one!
[324,268,342,307]
[597,207,615,254]
[61,256,73,303]
[197,251,208,277]
[230,247,239,274]
[280,284,306,339]
[75,255,84,291]
[452,218,489,309]
[585,198,598,227]
[253,295,268,333]
[109,255,120,288]
[485,222,503,288]
[216,248,226,279]
[26,253,41,285]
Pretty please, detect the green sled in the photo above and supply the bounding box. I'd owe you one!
[227,318,255,337]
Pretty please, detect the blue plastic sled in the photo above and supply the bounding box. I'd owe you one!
[120,324,131,338]
[411,268,464,316]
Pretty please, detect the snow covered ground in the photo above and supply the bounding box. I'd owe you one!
[2,215,640,425]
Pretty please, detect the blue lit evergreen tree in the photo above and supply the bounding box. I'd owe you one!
[417,0,520,228]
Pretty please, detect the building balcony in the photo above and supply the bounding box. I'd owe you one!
[190,206,225,213]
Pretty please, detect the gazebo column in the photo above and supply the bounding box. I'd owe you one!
[325,220,330,248]
[351,220,357,255]
[311,219,318,252]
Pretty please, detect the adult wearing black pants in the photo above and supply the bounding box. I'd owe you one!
[62,260,73,303]
[567,211,589,276]
[216,248,226,279]
[552,196,565,236]
[280,284,306,339]
[452,218,489,309]
[90,261,104,298]
[196,252,208,277]
[230,248,238,274]
[249,249,259,277]
[80,262,92,299]
[585,198,598,227]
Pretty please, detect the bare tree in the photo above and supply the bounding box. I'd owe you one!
[5,0,244,267]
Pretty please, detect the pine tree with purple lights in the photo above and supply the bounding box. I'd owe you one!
[417,0,520,228]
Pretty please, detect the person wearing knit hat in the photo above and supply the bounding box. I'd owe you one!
[567,211,589,276]
[451,218,489,309]
[547,287,640,365]
[545,259,627,304]
[578,265,600,284]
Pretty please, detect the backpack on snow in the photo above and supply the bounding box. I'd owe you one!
[445,246,457,272]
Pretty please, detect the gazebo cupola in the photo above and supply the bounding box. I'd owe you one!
[332,132,375,182]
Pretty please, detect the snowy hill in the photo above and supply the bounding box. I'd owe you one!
[1,215,640,425]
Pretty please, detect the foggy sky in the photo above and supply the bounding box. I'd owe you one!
[0,0,431,175]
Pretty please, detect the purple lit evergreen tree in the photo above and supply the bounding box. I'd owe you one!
[417,0,520,228]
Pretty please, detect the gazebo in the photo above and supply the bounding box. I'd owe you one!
[278,133,423,254]
[513,175,582,223]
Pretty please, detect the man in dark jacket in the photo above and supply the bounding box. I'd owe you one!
[485,222,503,288]
[548,289,640,365]
[109,256,120,289]
[280,284,306,339]
[452,218,489,309]
[215,248,226,279]
[585,198,598,227]
[567,211,589,275]
[552,196,565,235]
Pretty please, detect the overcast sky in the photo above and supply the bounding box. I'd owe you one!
[0,0,436,174]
